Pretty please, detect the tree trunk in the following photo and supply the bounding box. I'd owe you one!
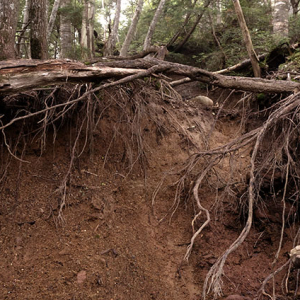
[29,0,48,59]
[174,0,211,52]
[232,0,261,77]
[120,0,144,56]
[0,0,19,60]
[167,0,198,48]
[88,0,95,57]
[290,0,299,15]
[47,0,61,41]
[104,0,121,56]
[60,0,73,58]
[81,0,95,59]
[16,0,30,58]
[272,0,289,38]
[143,0,166,50]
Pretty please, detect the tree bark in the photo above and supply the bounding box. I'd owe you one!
[120,0,144,56]
[272,0,289,38]
[232,0,261,77]
[81,0,95,59]
[104,0,121,56]
[143,0,166,50]
[47,0,61,41]
[0,0,19,60]
[29,0,48,59]
[290,0,300,15]
[16,0,30,58]
[60,0,73,58]
[0,58,299,95]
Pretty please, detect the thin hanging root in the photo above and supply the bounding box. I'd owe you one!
[184,159,218,261]
[56,115,86,225]
[1,129,30,163]
[257,260,291,300]
[202,93,300,299]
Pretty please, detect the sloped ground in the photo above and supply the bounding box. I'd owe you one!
[0,81,298,300]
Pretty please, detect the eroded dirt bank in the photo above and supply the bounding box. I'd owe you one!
[0,81,299,300]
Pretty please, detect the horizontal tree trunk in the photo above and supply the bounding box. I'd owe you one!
[0,58,299,95]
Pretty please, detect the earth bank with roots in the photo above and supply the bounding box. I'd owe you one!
[0,78,300,300]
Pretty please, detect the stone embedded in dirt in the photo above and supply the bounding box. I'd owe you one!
[187,95,214,107]
[77,270,87,284]
[224,295,251,300]
[290,245,300,269]
[15,236,23,245]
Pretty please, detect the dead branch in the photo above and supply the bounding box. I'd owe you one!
[89,46,161,62]
[215,54,267,74]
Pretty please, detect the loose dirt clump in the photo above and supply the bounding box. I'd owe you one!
[1,80,300,300]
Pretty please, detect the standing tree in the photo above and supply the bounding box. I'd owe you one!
[48,0,61,41]
[174,0,211,52]
[104,0,121,56]
[272,0,289,39]
[143,0,166,50]
[0,0,19,60]
[81,0,96,59]
[17,0,30,58]
[167,0,199,48]
[29,0,48,59]
[290,0,300,15]
[232,0,261,77]
[60,0,73,58]
[120,0,144,56]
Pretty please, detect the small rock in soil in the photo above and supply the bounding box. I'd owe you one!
[77,270,87,284]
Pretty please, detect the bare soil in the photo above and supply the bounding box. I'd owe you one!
[0,81,298,300]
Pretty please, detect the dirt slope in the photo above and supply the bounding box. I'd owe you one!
[0,81,297,300]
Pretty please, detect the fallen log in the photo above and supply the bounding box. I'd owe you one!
[0,58,299,95]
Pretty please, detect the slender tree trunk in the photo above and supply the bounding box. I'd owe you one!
[48,0,61,41]
[120,0,144,56]
[290,0,299,15]
[208,11,227,64]
[215,0,222,24]
[88,0,95,56]
[232,0,261,77]
[81,0,95,59]
[104,0,121,56]
[29,0,48,59]
[60,0,73,58]
[16,0,30,58]
[174,0,211,52]
[81,0,88,50]
[272,0,289,38]
[0,0,19,60]
[143,0,166,50]
[167,0,198,48]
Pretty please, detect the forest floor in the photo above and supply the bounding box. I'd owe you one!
[0,80,297,300]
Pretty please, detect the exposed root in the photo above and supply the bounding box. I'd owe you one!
[0,78,189,224]
[256,260,291,300]
[202,92,300,299]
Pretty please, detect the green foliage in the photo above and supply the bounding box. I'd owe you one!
[279,50,300,72]
[289,15,300,43]
[59,2,83,30]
